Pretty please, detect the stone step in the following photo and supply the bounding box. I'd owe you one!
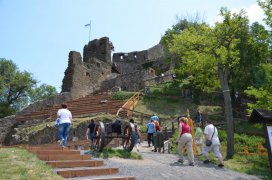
[56,167,119,178]
[30,149,81,155]
[46,160,104,168]
[29,146,72,150]
[38,154,91,161]
[92,176,135,180]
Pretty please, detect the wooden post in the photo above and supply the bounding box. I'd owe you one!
[164,127,169,140]
[172,122,175,134]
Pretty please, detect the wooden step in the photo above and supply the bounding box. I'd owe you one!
[56,167,119,178]
[38,154,91,161]
[92,177,135,180]
[30,149,80,155]
[47,160,104,168]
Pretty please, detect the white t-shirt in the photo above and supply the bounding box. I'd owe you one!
[57,108,72,124]
[204,124,220,145]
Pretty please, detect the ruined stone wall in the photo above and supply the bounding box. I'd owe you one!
[0,115,16,145]
[83,37,111,64]
[112,44,165,75]
[62,37,113,98]
[100,69,156,91]
[17,92,72,116]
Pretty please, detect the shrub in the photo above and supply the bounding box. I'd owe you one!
[111,91,135,100]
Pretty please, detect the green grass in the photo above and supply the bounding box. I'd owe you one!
[0,148,62,180]
[88,147,143,160]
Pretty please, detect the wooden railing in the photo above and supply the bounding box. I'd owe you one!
[116,92,140,118]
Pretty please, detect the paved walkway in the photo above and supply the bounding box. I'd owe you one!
[69,141,261,180]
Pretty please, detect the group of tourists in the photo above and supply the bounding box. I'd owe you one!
[55,104,224,168]
[176,109,224,168]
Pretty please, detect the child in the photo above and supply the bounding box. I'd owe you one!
[195,124,204,155]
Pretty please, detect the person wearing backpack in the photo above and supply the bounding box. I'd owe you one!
[146,119,156,147]
[150,114,161,132]
[203,120,224,168]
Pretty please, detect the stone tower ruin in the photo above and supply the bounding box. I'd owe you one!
[61,36,172,98]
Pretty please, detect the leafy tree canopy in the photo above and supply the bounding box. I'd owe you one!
[0,58,58,118]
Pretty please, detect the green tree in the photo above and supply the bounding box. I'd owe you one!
[258,0,272,28]
[168,8,250,158]
[29,83,58,103]
[230,22,270,95]
[0,58,37,117]
[243,0,272,111]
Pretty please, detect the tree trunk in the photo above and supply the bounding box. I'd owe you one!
[218,64,234,158]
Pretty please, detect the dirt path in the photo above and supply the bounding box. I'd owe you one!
[70,141,261,180]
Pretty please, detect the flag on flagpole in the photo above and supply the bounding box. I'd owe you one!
[85,23,90,27]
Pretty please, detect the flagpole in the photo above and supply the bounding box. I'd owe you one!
[88,20,91,42]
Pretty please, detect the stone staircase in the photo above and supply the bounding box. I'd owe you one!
[16,93,124,122]
[28,144,135,179]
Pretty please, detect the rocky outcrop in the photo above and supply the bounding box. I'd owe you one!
[0,115,17,145]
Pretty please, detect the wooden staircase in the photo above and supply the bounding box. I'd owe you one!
[16,93,124,122]
[28,144,135,179]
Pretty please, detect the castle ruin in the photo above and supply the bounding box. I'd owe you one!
[61,36,172,98]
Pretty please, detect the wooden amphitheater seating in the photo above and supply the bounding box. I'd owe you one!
[16,93,125,122]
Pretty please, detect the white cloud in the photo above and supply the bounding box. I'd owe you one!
[209,4,266,26]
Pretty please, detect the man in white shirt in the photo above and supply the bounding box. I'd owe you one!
[57,103,72,147]
[202,120,224,168]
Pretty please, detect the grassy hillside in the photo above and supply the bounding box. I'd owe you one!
[0,148,62,180]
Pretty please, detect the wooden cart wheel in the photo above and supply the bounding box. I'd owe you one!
[122,123,135,152]
[93,121,105,152]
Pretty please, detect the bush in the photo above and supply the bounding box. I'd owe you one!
[111,91,135,100]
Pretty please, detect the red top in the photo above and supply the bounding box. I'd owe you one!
[180,123,190,135]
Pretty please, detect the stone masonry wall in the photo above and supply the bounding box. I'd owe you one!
[61,52,112,98]
[17,92,72,116]
[83,37,111,64]
[0,115,16,145]
[112,44,165,75]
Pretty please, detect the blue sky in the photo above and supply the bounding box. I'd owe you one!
[0,0,265,92]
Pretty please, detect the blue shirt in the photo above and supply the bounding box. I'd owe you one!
[147,122,156,133]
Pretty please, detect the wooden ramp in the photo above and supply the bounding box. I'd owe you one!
[27,144,135,179]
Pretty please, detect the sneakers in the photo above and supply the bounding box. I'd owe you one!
[218,164,224,168]
[177,159,183,163]
[58,139,64,146]
[203,159,210,164]
[189,162,195,166]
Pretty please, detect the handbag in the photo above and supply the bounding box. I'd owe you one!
[206,126,215,147]
[54,118,60,128]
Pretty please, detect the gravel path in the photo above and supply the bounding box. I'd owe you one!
[69,141,261,180]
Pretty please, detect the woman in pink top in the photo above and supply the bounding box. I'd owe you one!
[176,117,194,166]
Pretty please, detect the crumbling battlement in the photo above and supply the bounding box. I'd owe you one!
[112,44,165,75]
[83,37,112,64]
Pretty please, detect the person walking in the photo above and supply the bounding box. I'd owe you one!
[147,119,156,147]
[176,117,195,166]
[202,120,224,168]
[194,123,204,155]
[86,119,96,148]
[130,119,142,152]
[195,109,202,127]
[150,114,161,132]
[57,103,72,147]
